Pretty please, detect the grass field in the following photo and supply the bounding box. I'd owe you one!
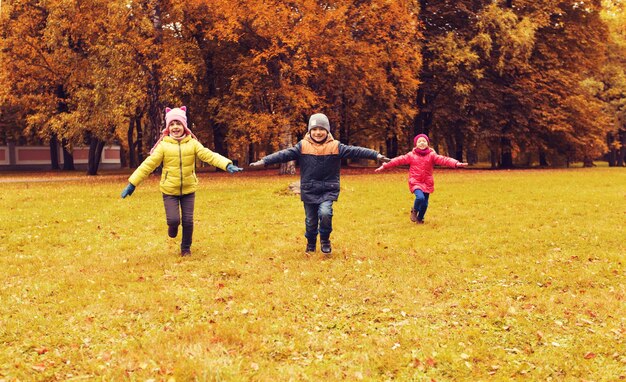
[0,167,624,381]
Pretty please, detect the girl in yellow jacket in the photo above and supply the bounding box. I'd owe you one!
[121,106,242,256]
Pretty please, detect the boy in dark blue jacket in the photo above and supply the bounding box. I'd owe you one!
[251,113,389,255]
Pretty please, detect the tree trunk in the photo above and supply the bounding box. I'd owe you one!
[500,137,514,168]
[136,116,144,163]
[618,129,626,167]
[212,121,229,163]
[539,149,548,167]
[444,135,456,159]
[500,123,514,168]
[119,144,127,168]
[490,146,498,169]
[385,134,398,158]
[466,139,478,165]
[279,126,296,175]
[340,95,350,166]
[606,132,616,167]
[248,143,255,165]
[582,156,595,167]
[413,0,433,147]
[87,136,105,175]
[61,138,75,170]
[49,133,60,170]
[127,118,135,168]
[193,22,229,171]
[454,129,464,161]
[146,0,163,165]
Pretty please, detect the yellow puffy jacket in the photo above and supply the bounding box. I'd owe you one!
[128,135,232,196]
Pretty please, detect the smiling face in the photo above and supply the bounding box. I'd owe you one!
[415,137,429,150]
[310,127,329,143]
[168,120,185,138]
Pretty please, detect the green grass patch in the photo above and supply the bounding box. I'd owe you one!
[0,168,624,381]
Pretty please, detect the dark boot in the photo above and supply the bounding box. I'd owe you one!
[306,241,316,252]
[181,225,193,256]
[320,239,332,254]
[410,209,418,223]
[168,224,179,238]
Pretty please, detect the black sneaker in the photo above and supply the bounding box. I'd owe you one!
[320,240,332,254]
[416,219,425,224]
[168,225,178,238]
[181,249,191,257]
[306,242,316,252]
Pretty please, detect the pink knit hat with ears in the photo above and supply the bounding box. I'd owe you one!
[165,106,188,129]
[150,106,197,154]
[413,134,430,146]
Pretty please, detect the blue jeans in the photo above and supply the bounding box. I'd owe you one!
[303,200,333,242]
[413,190,430,221]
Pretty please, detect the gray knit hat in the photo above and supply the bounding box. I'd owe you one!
[307,113,330,132]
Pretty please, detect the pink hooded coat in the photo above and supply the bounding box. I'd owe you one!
[382,148,459,193]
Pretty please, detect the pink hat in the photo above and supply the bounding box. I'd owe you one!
[165,106,188,129]
[150,106,197,154]
[413,134,430,146]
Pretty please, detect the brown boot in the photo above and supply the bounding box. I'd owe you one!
[410,209,418,222]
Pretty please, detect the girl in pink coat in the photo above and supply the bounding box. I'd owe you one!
[375,134,468,223]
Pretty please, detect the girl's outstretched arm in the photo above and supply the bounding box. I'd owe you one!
[127,146,165,189]
[195,140,232,171]
[433,153,468,168]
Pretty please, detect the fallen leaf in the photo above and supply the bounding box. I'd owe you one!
[35,347,48,355]
[584,352,596,359]
[31,363,46,372]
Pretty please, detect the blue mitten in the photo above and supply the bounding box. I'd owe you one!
[121,183,136,198]
[226,164,243,173]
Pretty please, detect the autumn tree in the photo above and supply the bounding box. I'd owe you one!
[0,0,80,169]
[416,0,613,167]
[596,0,626,166]
[317,0,421,158]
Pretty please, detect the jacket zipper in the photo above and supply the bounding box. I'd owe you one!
[178,141,183,195]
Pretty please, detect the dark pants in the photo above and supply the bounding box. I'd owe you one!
[163,193,195,251]
[303,200,333,243]
[413,189,430,221]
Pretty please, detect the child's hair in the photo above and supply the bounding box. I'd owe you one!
[150,106,197,154]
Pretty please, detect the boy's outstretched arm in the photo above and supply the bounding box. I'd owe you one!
[338,144,379,161]
[375,154,409,172]
[249,159,265,168]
